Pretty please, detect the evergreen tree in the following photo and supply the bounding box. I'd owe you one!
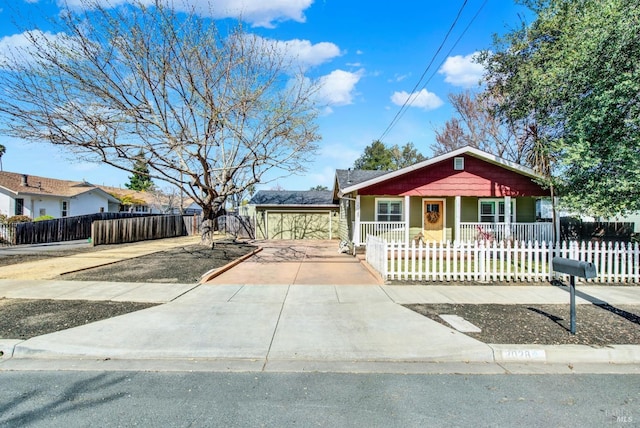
[126,152,153,191]
[354,140,425,170]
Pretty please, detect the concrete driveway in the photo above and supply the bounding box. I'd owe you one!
[204,240,383,285]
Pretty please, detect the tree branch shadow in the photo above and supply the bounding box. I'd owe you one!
[0,373,130,426]
[552,281,640,326]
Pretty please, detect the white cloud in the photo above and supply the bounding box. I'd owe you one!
[59,0,313,28]
[390,89,443,111]
[0,30,71,68]
[317,69,364,108]
[272,38,341,69]
[438,52,485,88]
[388,72,411,83]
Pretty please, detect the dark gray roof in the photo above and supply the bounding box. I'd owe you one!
[335,169,390,190]
[250,190,337,206]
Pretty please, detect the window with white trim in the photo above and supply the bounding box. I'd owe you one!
[478,199,515,223]
[376,199,403,222]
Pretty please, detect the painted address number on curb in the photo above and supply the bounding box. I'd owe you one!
[500,349,547,361]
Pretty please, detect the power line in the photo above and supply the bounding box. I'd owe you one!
[378,0,488,143]
[383,0,490,140]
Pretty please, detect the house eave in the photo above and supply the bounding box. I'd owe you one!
[341,146,545,195]
[252,204,339,209]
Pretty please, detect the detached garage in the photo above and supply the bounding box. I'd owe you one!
[250,190,339,240]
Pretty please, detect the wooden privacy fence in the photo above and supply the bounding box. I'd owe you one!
[12,213,153,245]
[216,215,254,239]
[365,235,640,283]
[91,215,199,246]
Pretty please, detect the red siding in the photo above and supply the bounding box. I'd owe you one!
[359,154,549,197]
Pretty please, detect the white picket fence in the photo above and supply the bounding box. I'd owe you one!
[365,235,640,283]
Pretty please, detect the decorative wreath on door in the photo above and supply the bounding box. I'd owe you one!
[426,211,440,224]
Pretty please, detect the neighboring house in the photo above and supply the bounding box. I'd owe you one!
[0,172,121,219]
[99,185,202,215]
[250,190,339,239]
[337,146,554,246]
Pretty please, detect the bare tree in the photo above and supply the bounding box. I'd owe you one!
[433,90,527,164]
[0,0,320,244]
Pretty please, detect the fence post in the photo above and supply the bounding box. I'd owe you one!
[478,240,486,282]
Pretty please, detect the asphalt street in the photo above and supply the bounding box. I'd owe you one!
[0,371,637,427]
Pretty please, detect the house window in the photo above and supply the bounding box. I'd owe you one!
[479,199,515,223]
[454,157,464,170]
[15,198,24,216]
[134,205,149,213]
[61,201,69,217]
[39,208,46,217]
[376,199,403,222]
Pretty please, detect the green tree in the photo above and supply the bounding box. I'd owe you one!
[391,142,425,168]
[353,140,394,171]
[0,0,320,244]
[309,185,328,191]
[0,144,5,171]
[480,0,640,217]
[125,151,153,191]
[354,140,425,170]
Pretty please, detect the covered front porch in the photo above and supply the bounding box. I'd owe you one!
[352,195,555,246]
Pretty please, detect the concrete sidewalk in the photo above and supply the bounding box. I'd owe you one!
[1,283,639,373]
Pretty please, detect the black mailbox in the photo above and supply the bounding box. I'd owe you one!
[551,257,598,335]
[552,257,597,279]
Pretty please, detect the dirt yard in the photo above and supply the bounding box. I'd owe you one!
[405,303,640,346]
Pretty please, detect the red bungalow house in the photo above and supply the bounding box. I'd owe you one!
[335,146,554,247]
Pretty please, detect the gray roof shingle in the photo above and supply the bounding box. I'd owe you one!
[250,190,337,206]
[335,169,389,190]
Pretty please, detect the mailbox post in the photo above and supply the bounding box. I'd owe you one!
[552,257,597,334]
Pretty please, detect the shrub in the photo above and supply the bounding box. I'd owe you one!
[7,215,32,224]
[34,215,55,222]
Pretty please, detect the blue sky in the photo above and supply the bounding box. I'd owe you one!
[0,0,531,192]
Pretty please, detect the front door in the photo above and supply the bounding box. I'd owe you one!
[423,200,444,241]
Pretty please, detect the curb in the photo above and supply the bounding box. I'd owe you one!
[490,344,640,365]
[356,254,385,285]
[198,247,263,284]
[0,339,22,360]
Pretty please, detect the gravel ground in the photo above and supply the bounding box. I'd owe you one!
[61,241,257,283]
[0,299,157,340]
[405,303,640,346]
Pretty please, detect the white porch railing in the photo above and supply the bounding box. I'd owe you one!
[357,221,554,246]
[459,222,554,243]
[358,221,405,244]
[364,238,640,283]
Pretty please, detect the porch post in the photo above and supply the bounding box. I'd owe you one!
[504,196,512,240]
[404,195,410,243]
[354,194,361,245]
[454,196,461,244]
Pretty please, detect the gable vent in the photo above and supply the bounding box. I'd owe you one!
[454,157,464,170]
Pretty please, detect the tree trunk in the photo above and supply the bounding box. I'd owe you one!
[200,202,226,247]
